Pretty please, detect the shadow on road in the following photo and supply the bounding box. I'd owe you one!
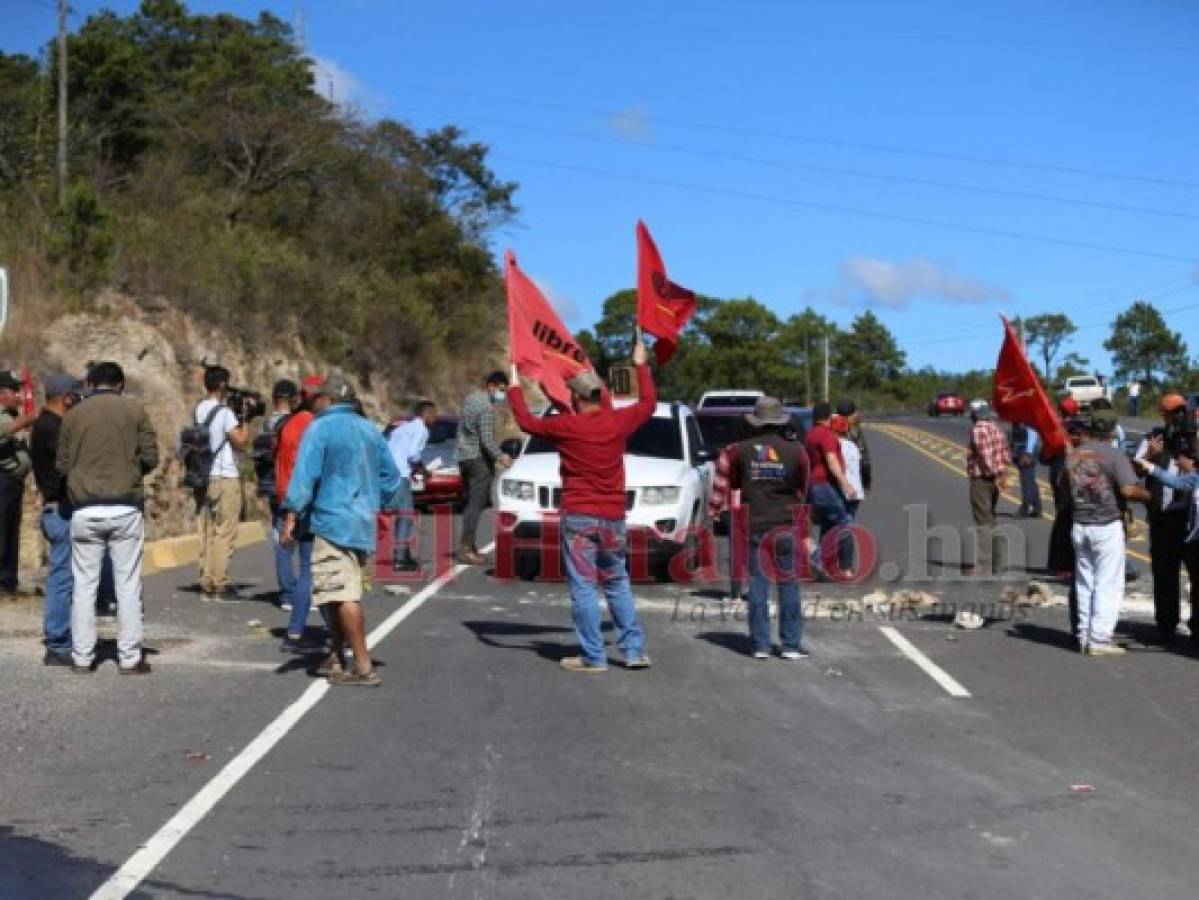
[695,630,753,657]
[463,620,604,664]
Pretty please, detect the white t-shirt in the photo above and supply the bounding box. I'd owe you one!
[195,398,240,479]
[388,418,429,480]
[839,436,864,499]
[1129,382,1141,398]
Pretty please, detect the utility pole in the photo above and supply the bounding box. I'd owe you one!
[803,334,812,407]
[822,334,830,404]
[56,0,68,203]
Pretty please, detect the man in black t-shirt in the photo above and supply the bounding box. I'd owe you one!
[30,374,82,666]
[728,397,811,660]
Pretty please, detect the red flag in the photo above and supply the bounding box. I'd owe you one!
[636,220,697,365]
[20,367,34,416]
[505,250,593,409]
[993,316,1067,459]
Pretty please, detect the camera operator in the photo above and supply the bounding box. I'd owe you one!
[1135,438,1199,646]
[1135,394,1194,643]
[195,366,250,601]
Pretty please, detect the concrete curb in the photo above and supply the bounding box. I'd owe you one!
[143,521,267,576]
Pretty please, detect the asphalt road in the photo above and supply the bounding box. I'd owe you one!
[2,416,1197,900]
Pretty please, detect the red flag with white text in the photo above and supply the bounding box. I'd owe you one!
[636,220,697,365]
[505,250,593,409]
[992,316,1067,460]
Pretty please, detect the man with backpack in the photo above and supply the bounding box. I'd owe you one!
[57,362,158,672]
[185,366,249,600]
[255,380,299,609]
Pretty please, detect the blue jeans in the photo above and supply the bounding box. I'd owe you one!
[41,505,73,654]
[273,509,314,637]
[561,515,645,665]
[809,482,853,572]
[393,478,415,555]
[747,529,803,653]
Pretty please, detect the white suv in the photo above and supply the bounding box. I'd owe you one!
[697,389,764,410]
[496,401,714,574]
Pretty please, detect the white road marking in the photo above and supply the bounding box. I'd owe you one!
[90,544,494,900]
[878,626,971,698]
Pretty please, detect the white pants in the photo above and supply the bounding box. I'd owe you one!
[71,508,145,668]
[1071,521,1125,647]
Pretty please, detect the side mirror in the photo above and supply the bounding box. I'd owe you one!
[500,438,523,460]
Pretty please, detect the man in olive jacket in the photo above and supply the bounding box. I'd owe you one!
[56,362,159,673]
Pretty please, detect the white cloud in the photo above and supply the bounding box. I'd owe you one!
[534,278,581,326]
[312,56,385,116]
[608,104,652,142]
[838,257,1008,309]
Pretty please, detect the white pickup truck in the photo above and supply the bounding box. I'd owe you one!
[1061,376,1108,408]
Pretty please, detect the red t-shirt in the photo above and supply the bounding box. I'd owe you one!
[276,410,315,502]
[508,366,657,520]
[804,423,843,485]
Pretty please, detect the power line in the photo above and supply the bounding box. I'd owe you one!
[419,109,1199,223]
[393,82,1199,191]
[491,153,1199,265]
[892,275,1198,344]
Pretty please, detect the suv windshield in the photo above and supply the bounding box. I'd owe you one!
[526,415,683,460]
[697,413,748,449]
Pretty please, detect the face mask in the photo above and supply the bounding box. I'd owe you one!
[491,390,506,403]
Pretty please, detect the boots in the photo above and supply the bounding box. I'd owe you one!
[392,547,421,573]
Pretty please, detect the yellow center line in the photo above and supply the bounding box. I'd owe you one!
[869,423,1151,564]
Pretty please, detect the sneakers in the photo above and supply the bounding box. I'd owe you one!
[752,650,770,660]
[456,548,487,566]
[392,553,421,573]
[280,635,325,654]
[43,650,73,667]
[279,600,293,612]
[1086,643,1127,658]
[625,655,652,670]
[121,659,153,674]
[780,649,810,660]
[559,656,608,673]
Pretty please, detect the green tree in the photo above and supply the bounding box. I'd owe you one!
[832,311,906,393]
[1022,313,1078,383]
[777,307,836,405]
[1103,300,1188,386]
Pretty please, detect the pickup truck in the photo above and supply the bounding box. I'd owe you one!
[1062,376,1107,408]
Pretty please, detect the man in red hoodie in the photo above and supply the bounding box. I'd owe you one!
[508,341,656,673]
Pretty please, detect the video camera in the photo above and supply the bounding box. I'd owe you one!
[1163,411,1197,457]
[227,387,266,421]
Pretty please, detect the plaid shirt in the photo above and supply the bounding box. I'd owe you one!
[707,444,741,520]
[456,389,503,463]
[967,419,1011,479]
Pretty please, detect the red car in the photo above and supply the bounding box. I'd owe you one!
[384,415,464,507]
[928,392,965,417]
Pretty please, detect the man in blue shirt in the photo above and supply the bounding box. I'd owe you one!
[387,400,437,573]
[281,374,402,686]
[1013,423,1042,518]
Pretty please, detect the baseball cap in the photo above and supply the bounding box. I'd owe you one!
[300,375,325,398]
[0,371,20,391]
[44,373,83,398]
[566,369,604,400]
[314,372,355,402]
[1160,393,1186,414]
[829,413,850,435]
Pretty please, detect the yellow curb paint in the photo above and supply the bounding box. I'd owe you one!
[143,522,267,576]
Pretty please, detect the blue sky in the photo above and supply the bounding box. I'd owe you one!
[7,0,1199,376]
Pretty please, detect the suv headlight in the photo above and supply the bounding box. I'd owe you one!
[500,479,535,501]
[641,486,681,506]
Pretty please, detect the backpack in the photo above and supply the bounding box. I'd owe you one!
[178,403,225,490]
[251,414,291,497]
